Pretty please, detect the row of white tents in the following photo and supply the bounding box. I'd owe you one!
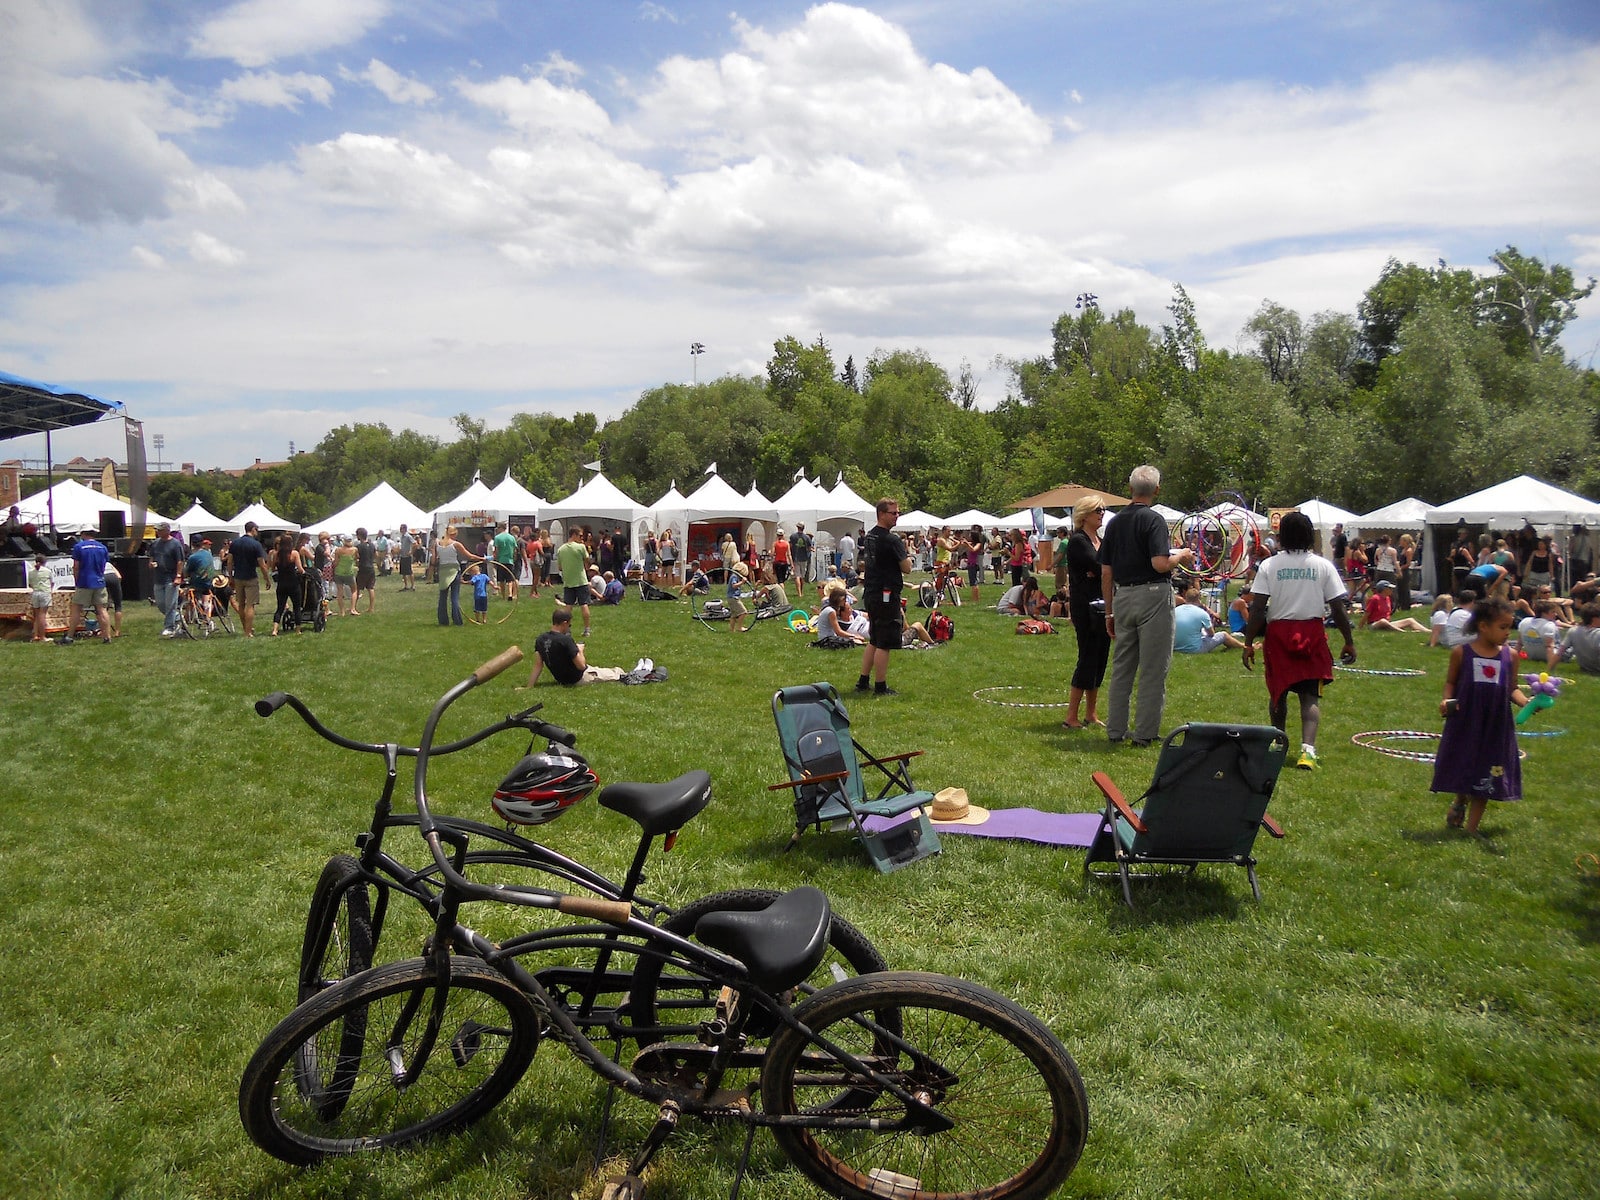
[19,471,1599,592]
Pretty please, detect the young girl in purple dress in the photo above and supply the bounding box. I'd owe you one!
[1432,597,1530,833]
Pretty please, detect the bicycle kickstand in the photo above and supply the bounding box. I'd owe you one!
[600,1100,680,1200]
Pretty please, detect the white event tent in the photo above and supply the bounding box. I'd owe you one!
[892,508,944,532]
[1359,496,1433,531]
[232,500,298,534]
[1294,498,1361,556]
[173,498,242,542]
[539,471,651,553]
[485,472,545,525]
[429,474,499,536]
[304,481,432,538]
[1427,475,1600,595]
[17,477,172,535]
[653,471,780,565]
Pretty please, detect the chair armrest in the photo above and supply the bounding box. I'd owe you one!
[767,769,850,792]
[1261,813,1285,838]
[863,749,924,765]
[1091,770,1145,835]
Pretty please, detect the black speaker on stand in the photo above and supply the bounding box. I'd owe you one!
[99,511,127,540]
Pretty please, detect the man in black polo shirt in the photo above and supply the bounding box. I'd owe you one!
[856,497,912,696]
[1098,465,1193,746]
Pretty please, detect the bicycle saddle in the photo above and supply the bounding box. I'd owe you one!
[598,769,713,836]
[694,886,832,992]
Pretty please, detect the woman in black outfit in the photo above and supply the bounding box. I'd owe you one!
[269,532,304,636]
[1063,493,1111,730]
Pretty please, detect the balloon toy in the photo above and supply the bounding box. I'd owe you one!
[1515,672,1562,726]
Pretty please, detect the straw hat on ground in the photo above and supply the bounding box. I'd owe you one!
[930,787,989,825]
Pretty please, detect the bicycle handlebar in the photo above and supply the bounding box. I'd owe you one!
[473,645,524,683]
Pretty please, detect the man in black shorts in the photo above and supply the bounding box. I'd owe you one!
[855,497,913,696]
[354,526,377,614]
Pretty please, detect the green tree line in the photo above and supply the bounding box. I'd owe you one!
[134,245,1597,524]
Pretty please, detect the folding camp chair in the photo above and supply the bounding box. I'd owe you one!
[1084,723,1288,908]
[768,682,941,873]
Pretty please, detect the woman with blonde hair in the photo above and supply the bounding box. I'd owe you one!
[434,523,484,626]
[1396,532,1417,610]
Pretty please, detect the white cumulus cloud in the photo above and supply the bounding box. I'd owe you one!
[218,69,335,110]
[353,57,435,105]
[188,231,246,266]
[190,0,390,67]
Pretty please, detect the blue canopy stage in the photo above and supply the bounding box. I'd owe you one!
[1,370,139,542]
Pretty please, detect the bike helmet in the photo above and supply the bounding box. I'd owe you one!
[491,750,598,825]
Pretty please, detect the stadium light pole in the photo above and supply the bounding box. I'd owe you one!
[690,341,705,384]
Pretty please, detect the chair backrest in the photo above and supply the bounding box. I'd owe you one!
[1131,724,1288,860]
[772,683,864,824]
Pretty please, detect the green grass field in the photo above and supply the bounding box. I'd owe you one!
[3,578,1597,1200]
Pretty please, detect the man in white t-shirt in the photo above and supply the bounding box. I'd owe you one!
[1442,593,1475,648]
[1240,512,1355,771]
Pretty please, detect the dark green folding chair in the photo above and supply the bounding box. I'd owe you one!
[768,682,941,873]
[1085,723,1288,907]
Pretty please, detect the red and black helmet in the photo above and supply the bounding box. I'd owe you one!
[491,750,598,826]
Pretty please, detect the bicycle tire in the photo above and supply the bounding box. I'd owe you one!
[627,889,889,1039]
[214,603,235,634]
[761,971,1088,1200]
[240,957,539,1165]
[293,856,376,1113]
[177,596,201,639]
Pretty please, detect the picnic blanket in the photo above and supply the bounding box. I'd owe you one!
[863,808,1101,847]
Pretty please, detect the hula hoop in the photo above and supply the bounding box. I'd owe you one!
[482,559,520,625]
[1515,728,1567,737]
[785,609,813,633]
[972,686,1074,709]
[1350,730,1527,764]
[1334,665,1427,677]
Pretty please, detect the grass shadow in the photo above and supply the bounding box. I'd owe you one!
[1549,878,1600,945]
[1080,867,1246,925]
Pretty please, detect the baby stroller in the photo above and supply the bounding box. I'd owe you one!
[279,570,328,633]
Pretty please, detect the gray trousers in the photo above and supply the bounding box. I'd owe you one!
[1106,580,1175,742]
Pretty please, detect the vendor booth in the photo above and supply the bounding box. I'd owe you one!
[653,472,779,575]
[1427,475,1600,594]
[305,481,432,539]
[539,471,650,575]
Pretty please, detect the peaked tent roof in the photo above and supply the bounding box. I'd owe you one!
[771,477,829,530]
[893,508,944,531]
[17,478,171,532]
[821,475,875,525]
[486,472,545,516]
[1359,496,1434,529]
[232,500,299,532]
[0,369,122,441]
[304,481,432,537]
[742,482,772,507]
[174,499,243,536]
[1295,498,1361,526]
[1428,475,1600,526]
[678,472,779,522]
[430,474,499,520]
[540,471,648,523]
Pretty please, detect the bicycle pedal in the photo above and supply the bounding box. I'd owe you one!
[600,1173,645,1200]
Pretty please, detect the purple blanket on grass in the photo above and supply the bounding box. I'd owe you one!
[862,808,1103,847]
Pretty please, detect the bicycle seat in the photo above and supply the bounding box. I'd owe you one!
[693,886,831,992]
[598,770,713,836]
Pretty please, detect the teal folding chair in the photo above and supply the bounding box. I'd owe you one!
[768,683,941,873]
[1085,723,1288,907]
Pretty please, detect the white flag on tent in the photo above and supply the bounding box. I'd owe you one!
[793,466,806,481]
[705,462,717,474]
[582,459,602,471]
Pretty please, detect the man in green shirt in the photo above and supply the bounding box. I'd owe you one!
[556,529,593,637]
[492,521,519,602]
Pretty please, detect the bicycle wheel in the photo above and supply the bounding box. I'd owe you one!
[627,889,889,1039]
[240,957,539,1165]
[178,595,202,639]
[292,857,376,1109]
[214,602,236,635]
[761,972,1088,1200]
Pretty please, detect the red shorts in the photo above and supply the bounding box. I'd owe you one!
[1263,618,1333,705]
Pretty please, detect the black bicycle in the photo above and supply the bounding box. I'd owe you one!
[240,648,1089,1200]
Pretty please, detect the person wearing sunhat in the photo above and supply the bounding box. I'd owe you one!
[728,557,754,632]
[929,787,989,826]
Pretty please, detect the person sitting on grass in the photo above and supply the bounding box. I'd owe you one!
[1427,593,1455,647]
[755,566,789,613]
[1362,580,1430,633]
[1228,585,1252,635]
[465,563,492,624]
[677,560,711,596]
[1173,586,1246,653]
[818,586,870,644]
[1517,599,1565,662]
[601,571,625,605]
[1441,590,1477,648]
[1558,602,1600,673]
[516,607,631,687]
[997,575,1046,616]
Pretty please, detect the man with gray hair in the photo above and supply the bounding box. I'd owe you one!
[1098,464,1193,746]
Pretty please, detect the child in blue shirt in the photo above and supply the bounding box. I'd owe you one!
[469,564,491,624]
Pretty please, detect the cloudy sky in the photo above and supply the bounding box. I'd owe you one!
[3,0,1598,475]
